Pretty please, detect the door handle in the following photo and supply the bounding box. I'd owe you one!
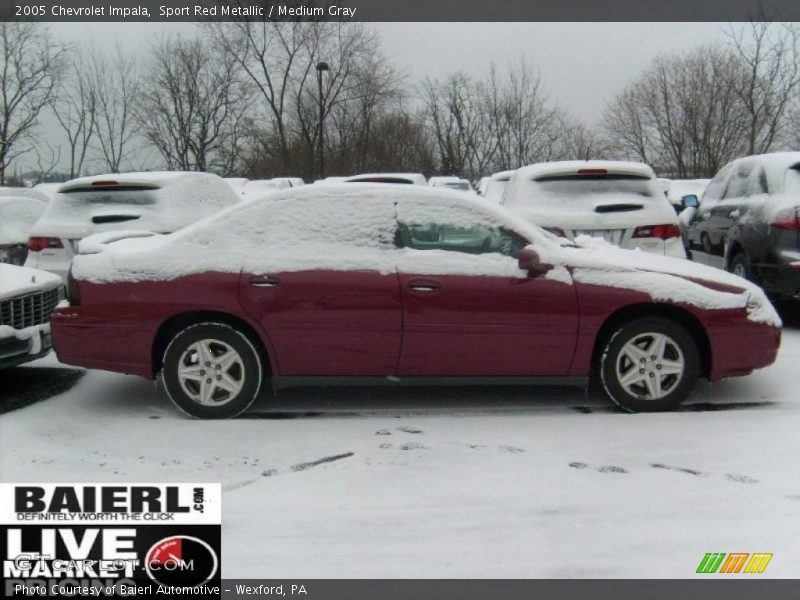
[249,276,280,288]
[408,280,441,293]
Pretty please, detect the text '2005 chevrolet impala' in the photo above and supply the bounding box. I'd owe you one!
[51,185,781,418]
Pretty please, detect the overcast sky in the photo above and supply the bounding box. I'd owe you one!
[36,22,731,173]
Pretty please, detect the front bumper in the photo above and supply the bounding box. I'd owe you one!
[0,325,53,368]
[707,318,781,381]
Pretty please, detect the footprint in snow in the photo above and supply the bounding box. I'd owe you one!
[569,462,588,469]
[726,474,759,484]
[598,465,628,474]
[650,463,708,477]
[498,445,525,454]
[399,443,427,451]
[375,429,391,436]
[397,426,423,434]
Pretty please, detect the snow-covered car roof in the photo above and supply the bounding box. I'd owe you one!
[720,152,800,195]
[31,171,240,240]
[0,196,47,245]
[57,171,216,192]
[240,180,283,201]
[490,170,516,182]
[0,263,61,300]
[514,160,656,182]
[344,173,427,185]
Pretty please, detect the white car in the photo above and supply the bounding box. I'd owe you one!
[501,161,685,258]
[483,170,516,203]
[0,263,62,368]
[344,173,427,185]
[25,171,240,282]
[428,176,473,192]
[0,195,48,265]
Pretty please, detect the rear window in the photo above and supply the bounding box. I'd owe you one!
[348,177,414,184]
[443,182,471,191]
[60,186,160,205]
[522,174,659,205]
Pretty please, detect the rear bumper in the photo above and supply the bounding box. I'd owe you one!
[0,325,52,368]
[51,307,155,378]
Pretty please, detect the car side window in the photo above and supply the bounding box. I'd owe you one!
[398,223,526,258]
[753,167,769,195]
[703,164,732,204]
[723,161,753,200]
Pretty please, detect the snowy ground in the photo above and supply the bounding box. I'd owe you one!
[1,317,799,578]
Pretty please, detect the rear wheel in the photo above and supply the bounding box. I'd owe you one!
[162,322,263,419]
[599,317,699,412]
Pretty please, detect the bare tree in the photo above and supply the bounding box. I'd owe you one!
[602,44,748,177]
[0,22,66,185]
[727,18,800,155]
[51,54,96,178]
[139,35,252,174]
[91,44,138,173]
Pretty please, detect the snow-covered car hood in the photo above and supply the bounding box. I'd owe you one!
[538,236,781,327]
[0,263,61,300]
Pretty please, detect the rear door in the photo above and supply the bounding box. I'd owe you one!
[395,199,579,377]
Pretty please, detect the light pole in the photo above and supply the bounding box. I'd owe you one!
[316,61,330,180]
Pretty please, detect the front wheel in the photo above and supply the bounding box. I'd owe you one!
[599,318,699,412]
[728,251,751,280]
[162,322,263,419]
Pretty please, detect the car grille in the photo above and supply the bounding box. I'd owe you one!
[0,288,60,330]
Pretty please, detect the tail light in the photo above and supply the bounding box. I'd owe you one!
[632,224,681,240]
[67,268,81,306]
[27,237,64,252]
[770,207,800,230]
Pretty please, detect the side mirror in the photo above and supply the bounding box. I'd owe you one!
[681,194,699,209]
[518,247,551,277]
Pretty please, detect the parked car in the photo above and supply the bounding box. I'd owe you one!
[240,180,283,202]
[1,195,47,265]
[25,171,240,282]
[428,176,473,192]
[662,179,711,213]
[501,161,685,258]
[483,170,515,203]
[343,173,427,185]
[684,153,800,299]
[1,263,62,368]
[53,184,779,418]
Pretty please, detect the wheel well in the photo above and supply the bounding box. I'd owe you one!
[152,311,270,376]
[725,240,744,269]
[590,303,712,380]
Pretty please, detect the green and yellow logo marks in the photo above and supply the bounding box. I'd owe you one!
[696,552,773,574]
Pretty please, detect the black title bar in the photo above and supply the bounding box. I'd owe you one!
[3,0,800,22]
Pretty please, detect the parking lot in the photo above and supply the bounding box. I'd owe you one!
[1,303,797,578]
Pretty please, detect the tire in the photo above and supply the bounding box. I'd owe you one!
[701,232,712,254]
[162,322,263,419]
[728,251,751,280]
[599,317,700,413]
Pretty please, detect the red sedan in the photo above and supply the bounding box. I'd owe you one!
[52,185,781,418]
